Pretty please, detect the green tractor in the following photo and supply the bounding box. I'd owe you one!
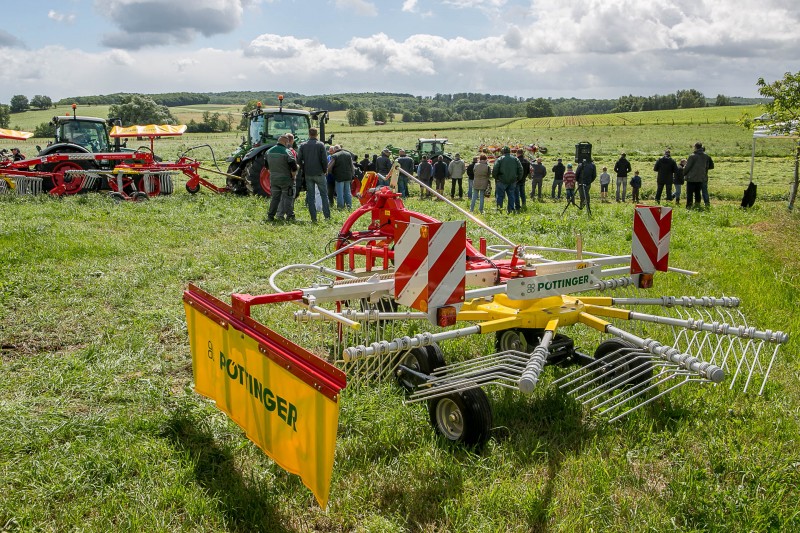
[385,137,453,166]
[225,96,332,195]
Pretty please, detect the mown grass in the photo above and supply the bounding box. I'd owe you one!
[1,182,799,531]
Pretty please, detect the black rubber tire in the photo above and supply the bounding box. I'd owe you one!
[593,338,653,389]
[244,159,268,197]
[109,192,125,202]
[134,192,149,202]
[395,344,445,392]
[185,182,201,194]
[428,388,493,447]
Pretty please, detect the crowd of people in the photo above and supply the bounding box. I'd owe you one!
[258,137,715,222]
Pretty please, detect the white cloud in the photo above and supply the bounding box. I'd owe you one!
[402,0,418,12]
[47,10,77,24]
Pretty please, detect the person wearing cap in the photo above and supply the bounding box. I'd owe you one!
[395,149,415,198]
[684,141,714,209]
[551,157,565,200]
[266,135,299,222]
[448,153,466,200]
[654,149,678,204]
[614,152,632,202]
[10,147,25,161]
[530,157,546,202]
[492,146,522,213]
[375,149,393,186]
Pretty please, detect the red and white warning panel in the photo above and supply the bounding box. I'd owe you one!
[394,221,466,317]
[631,206,672,274]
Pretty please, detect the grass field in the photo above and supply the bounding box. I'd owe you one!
[2,105,800,530]
[1,187,799,531]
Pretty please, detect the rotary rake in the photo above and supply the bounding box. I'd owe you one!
[182,170,788,505]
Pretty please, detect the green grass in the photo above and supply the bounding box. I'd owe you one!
[1,179,799,531]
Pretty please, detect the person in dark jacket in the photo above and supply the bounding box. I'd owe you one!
[266,135,299,221]
[576,158,596,208]
[653,149,678,204]
[297,127,330,222]
[375,149,393,186]
[327,145,355,209]
[492,146,522,213]
[432,155,449,198]
[466,156,477,202]
[614,153,632,202]
[530,157,546,201]
[684,142,714,208]
[551,158,565,200]
[395,149,415,198]
[359,154,371,173]
[515,150,531,209]
[672,159,686,203]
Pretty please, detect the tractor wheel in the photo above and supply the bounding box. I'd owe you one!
[593,338,653,389]
[185,182,201,194]
[428,388,493,447]
[53,161,87,195]
[244,160,268,197]
[395,344,446,392]
[225,163,248,194]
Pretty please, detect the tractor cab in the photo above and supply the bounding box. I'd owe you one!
[250,110,312,148]
[52,116,114,153]
[416,138,452,164]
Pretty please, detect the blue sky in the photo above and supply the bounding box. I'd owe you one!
[1,0,798,104]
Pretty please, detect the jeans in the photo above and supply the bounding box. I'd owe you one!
[616,177,627,201]
[551,179,563,199]
[495,181,517,213]
[335,180,352,209]
[578,182,591,206]
[398,176,409,198]
[515,181,526,209]
[305,174,330,221]
[467,179,474,201]
[531,178,543,199]
[470,188,486,213]
[672,183,682,202]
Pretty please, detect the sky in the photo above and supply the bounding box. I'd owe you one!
[1,0,799,104]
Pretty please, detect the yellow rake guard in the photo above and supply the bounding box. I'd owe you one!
[183,284,347,508]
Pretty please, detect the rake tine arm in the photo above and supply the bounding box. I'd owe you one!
[519,319,559,394]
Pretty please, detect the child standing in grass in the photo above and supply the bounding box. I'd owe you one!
[630,170,642,203]
[563,163,577,204]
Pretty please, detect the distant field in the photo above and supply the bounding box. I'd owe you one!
[4,103,796,200]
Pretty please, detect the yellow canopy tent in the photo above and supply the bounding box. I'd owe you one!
[109,124,187,152]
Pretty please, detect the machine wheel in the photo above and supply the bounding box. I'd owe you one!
[244,160,268,197]
[53,161,86,194]
[593,338,653,389]
[495,329,532,352]
[395,344,445,392]
[137,175,161,197]
[185,182,201,194]
[109,192,125,202]
[428,388,493,447]
[134,192,149,202]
